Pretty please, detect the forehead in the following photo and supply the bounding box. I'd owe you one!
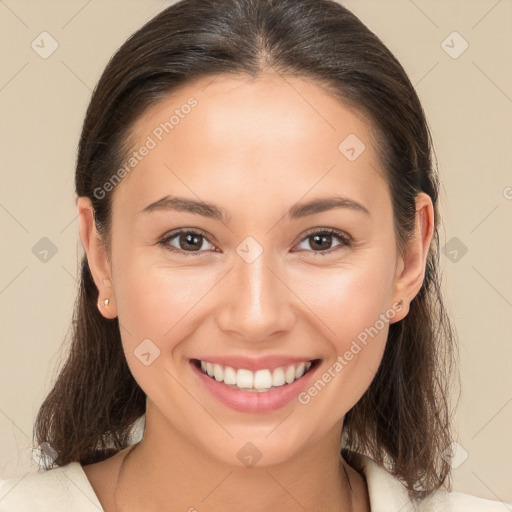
[113,73,388,217]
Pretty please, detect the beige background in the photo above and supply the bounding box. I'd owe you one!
[0,0,511,503]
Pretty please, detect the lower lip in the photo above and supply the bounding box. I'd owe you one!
[190,360,319,413]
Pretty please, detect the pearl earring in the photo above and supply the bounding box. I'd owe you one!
[103,298,110,307]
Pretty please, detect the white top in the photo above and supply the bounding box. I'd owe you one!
[0,451,509,511]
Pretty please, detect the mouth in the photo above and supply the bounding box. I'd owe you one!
[191,358,321,393]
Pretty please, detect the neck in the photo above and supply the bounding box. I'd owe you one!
[112,406,357,512]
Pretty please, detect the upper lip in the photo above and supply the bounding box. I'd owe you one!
[192,355,318,372]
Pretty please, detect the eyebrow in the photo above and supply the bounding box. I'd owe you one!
[139,194,371,222]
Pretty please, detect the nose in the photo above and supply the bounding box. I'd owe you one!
[214,251,296,343]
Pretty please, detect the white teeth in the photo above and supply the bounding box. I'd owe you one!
[213,364,224,382]
[197,359,315,391]
[223,366,237,385]
[236,368,254,389]
[271,368,285,387]
[284,365,296,384]
[253,369,272,390]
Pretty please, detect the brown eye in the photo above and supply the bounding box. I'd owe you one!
[160,230,216,255]
[294,229,352,255]
[178,232,204,251]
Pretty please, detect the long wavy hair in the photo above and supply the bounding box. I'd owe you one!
[33,0,459,502]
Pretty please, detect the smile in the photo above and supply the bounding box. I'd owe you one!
[193,359,318,392]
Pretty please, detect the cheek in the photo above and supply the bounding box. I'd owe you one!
[113,259,224,400]
[291,257,395,411]
[291,253,395,344]
[113,251,223,348]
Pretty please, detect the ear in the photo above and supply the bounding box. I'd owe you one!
[76,196,118,319]
[390,192,434,323]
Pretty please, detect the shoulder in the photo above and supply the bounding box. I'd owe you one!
[346,450,511,511]
[419,488,512,511]
[0,462,103,512]
[442,491,512,511]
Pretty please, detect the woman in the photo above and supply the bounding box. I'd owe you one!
[0,0,509,510]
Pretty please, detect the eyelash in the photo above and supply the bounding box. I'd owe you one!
[158,227,353,257]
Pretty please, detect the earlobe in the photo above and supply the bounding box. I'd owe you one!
[98,295,117,319]
[76,196,118,319]
[390,192,434,323]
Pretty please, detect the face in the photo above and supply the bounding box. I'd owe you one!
[79,72,429,468]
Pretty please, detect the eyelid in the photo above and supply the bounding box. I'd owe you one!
[159,227,218,255]
[291,227,352,255]
[159,226,353,255]
[295,226,352,245]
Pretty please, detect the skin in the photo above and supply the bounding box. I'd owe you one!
[77,72,434,512]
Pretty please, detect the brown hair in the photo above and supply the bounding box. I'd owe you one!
[33,0,459,502]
